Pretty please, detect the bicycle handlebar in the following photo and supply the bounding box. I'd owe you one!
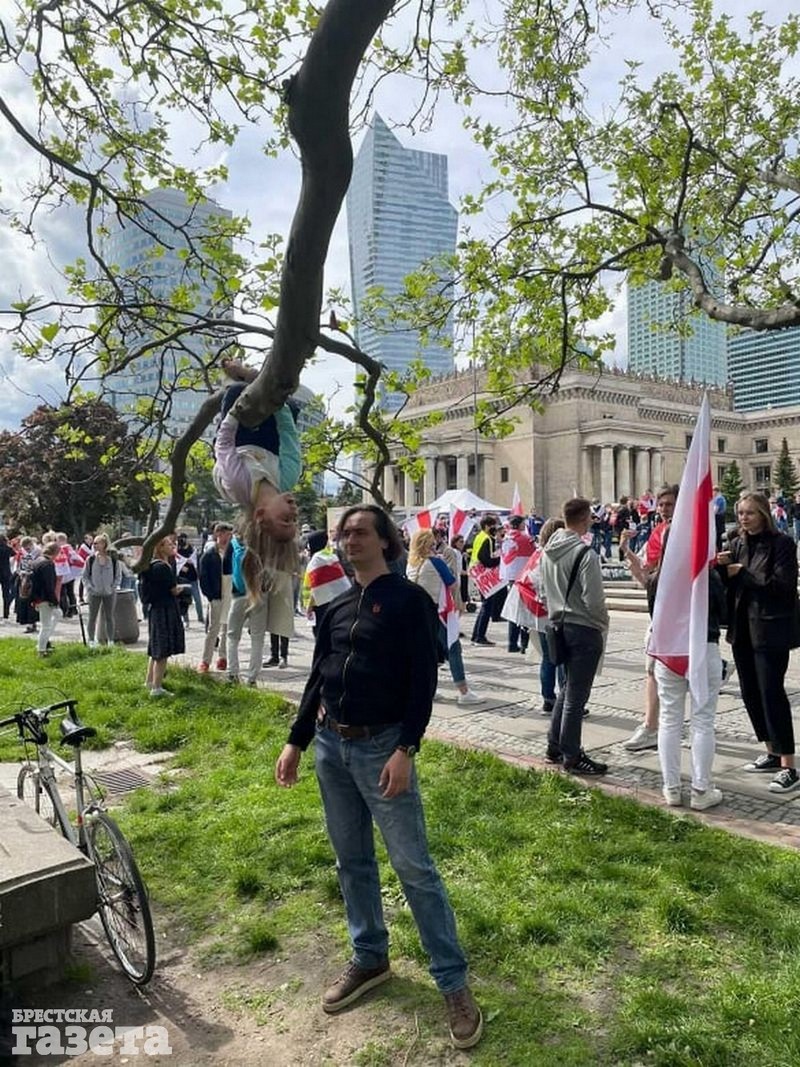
[0,698,79,732]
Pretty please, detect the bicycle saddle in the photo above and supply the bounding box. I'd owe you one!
[59,716,97,746]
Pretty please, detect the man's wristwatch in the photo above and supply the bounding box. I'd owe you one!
[395,744,417,758]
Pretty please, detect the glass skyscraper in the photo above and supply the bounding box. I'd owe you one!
[728,326,800,411]
[102,187,233,438]
[347,114,458,409]
[627,278,728,386]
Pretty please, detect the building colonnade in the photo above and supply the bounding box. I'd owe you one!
[375,451,493,508]
[580,442,666,504]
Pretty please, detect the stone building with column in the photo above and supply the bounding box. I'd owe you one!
[380,364,800,516]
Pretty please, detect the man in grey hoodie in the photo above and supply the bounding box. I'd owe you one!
[540,497,610,775]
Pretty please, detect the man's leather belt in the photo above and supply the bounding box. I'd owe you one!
[322,717,395,740]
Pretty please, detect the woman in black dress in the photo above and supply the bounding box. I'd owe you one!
[719,492,800,793]
[143,535,185,698]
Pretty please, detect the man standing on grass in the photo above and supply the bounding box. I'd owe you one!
[275,505,483,1050]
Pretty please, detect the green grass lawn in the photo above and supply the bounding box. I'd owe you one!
[3,638,800,1065]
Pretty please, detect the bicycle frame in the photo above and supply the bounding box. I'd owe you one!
[2,700,100,849]
[4,699,157,985]
[28,739,92,850]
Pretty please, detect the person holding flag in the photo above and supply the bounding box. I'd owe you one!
[719,492,800,793]
[500,515,535,652]
[407,530,484,706]
[647,394,724,809]
[469,514,505,646]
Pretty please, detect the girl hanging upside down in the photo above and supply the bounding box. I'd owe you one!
[213,362,302,603]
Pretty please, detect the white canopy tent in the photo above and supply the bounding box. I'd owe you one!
[422,488,508,515]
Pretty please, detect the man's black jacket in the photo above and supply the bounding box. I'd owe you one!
[289,572,439,751]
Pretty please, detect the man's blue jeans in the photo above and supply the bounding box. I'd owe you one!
[314,722,468,993]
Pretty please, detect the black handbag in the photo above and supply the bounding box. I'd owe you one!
[545,546,590,666]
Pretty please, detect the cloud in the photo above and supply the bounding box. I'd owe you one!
[3,0,789,430]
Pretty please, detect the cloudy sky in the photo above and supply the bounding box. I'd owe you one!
[0,0,790,431]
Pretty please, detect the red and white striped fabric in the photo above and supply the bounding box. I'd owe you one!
[404,509,433,538]
[54,544,72,579]
[438,574,460,648]
[499,528,535,582]
[449,506,475,541]
[304,550,351,607]
[468,561,506,600]
[648,393,716,705]
[511,483,524,516]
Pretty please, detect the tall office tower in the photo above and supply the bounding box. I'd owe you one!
[347,114,458,410]
[728,326,800,411]
[627,279,728,385]
[102,187,233,438]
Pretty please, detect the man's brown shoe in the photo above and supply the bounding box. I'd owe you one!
[444,985,483,1049]
[322,960,391,1014]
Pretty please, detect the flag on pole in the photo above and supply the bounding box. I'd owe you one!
[648,393,715,705]
[449,505,475,541]
[404,509,433,537]
[511,483,524,516]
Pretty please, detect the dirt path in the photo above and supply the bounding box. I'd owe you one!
[11,913,472,1067]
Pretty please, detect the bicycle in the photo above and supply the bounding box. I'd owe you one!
[1,698,156,985]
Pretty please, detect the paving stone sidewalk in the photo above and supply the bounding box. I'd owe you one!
[3,606,800,850]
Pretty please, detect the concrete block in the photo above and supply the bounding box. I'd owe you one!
[0,785,96,989]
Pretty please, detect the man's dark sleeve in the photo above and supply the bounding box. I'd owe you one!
[287,610,333,750]
[477,538,499,568]
[399,588,439,749]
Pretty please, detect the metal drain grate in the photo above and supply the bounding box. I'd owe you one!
[93,767,151,795]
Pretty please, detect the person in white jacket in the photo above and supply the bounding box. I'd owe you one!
[540,498,609,776]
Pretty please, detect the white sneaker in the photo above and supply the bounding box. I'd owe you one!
[457,689,485,707]
[622,725,658,751]
[690,786,723,811]
[663,785,683,807]
[149,687,173,699]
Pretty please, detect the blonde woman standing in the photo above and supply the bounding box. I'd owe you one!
[407,530,484,707]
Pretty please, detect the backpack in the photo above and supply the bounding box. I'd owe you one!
[137,568,153,607]
[18,557,35,599]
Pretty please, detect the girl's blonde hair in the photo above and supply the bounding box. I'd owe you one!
[408,529,436,567]
[737,492,777,535]
[240,514,299,605]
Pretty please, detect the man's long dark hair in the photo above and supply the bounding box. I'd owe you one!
[338,506,404,561]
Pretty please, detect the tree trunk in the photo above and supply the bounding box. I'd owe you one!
[232,0,396,427]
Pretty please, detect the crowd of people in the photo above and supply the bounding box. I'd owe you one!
[9,359,799,1051]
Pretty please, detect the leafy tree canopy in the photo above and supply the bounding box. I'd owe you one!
[0,397,151,537]
[2,0,800,535]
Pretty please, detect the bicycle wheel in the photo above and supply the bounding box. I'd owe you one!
[16,764,71,838]
[84,811,156,985]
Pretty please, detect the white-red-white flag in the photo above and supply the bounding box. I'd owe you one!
[648,393,715,705]
[511,483,524,516]
[499,528,535,582]
[439,576,461,647]
[449,506,475,541]
[404,509,433,537]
